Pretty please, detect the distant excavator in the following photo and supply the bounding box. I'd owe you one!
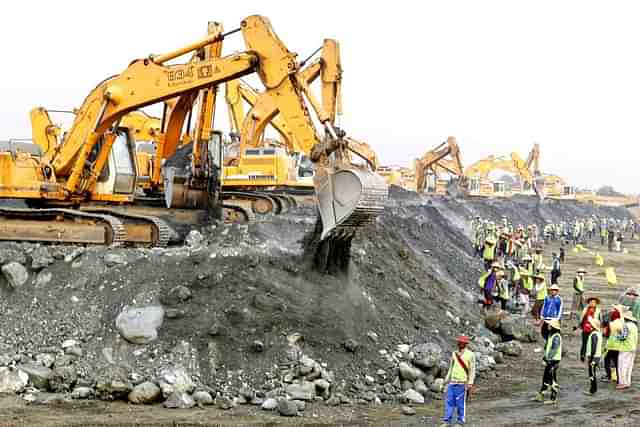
[414,136,467,197]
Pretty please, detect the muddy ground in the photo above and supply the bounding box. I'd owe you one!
[0,192,637,426]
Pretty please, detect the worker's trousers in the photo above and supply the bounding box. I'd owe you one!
[588,358,599,394]
[540,360,559,400]
[570,293,584,320]
[443,383,466,425]
[605,350,619,383]
[618,351,635,386]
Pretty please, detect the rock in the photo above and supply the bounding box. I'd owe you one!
[128,381,161,404]
[35,270,53,287]
[95,365,133,401]
[208,320,221,336]
[165,309,186,319]
[167,285,192,304]
[367,331,379,343]
[326,395,341,406]
[401,405,417,416]
[164,391,195,409]
[61,339,80,350]
[215,395,235,410]
[239,386,255,401]
[412,343,443,369]
[477,326,502,344]
[159,368,195,398]
[414,379,428,396]
[193,391,214,406]
[397,288,411,299]
[71,386,94,399]
[0,367,28,393]
[54,354,75,368]
[285,381,315,400]
[495,341,523,357]
[64,248,84,263]
[251,340,264,353]
[18,364,53,391]
[476,354,497,372]
[429,378,444,393]
[293,399,306,411]
[185,230,205,247]
[398,362,423,382]
[277,398,298,417]
[484,310,507,330]
[397,344,411,354]
[499,317,538,343]
[401,380,413,391]
[65,346,83,358]
[35,353,55,369]
[383,383,396,395]
[402,389,425,404]
[363,391,377,402]
[49,366,77,393]
[493,352,504,364]
[364,375,375,386]
[104,253,126,267]
[261,397,278,410]
[31,247,54,270]
[0,244,27,265]
[115,305,164,345]
[343,339,359,352]
[1,262,29,288]
[250,397,264,406]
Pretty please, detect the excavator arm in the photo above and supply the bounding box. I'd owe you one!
[415,136,465,193]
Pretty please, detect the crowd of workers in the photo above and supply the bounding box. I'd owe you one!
[439,214,639,426]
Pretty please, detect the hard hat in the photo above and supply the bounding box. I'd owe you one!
[623,311,637,322]
[577,268,587,274]
[548,284,560,291]
[586,296,601,305]
[456,335,470,344]
[545,319,561,330]
[588,317,601,330]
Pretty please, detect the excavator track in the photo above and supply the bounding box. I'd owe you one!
[0,207,126,246]
[81,207,172,247]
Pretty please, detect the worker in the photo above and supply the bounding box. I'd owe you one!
[540,284,562,337]
[616,310,638,390]
[441,335,476,427]
[583,317,602,396]
[534,319,562,404]
[496,269,509,310]
[603,304,625,383]
[532,248,544,274]
[482,235,497,271]
[550,252,561,285]
[478,262,502,312]
[532,274,548,322]
[600,226,607,247]
[575,296,601,362]
[569,268,587,320]
[559,246,565,263]
[517,265,532,316]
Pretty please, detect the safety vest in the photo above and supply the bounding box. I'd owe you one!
[535,280,547,300]
[498,279,509,299]
[607,318,624,351]
[574,276,584,293]
[579,306,601,325]
[585,330,602,358]
[478,271,491,289]
[544,332,562,361]
[483,238,496,261]
[533,253,543,270]
[618,321,638,353]
[447,348,475,384]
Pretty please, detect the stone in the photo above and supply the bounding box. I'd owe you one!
[50,366,77,393]
[54,354,75,368]
[365,375,375,386]
[414,379,429,396]
[71,386,94,399]
[411,343,443,369]
[495,341,523,357]
[193,391,214,406]
[397,288,412,299]
[401,405,417,416]
[65,346,83,358]
[326,395,341,406]
[18,364,53,391]
[402,389,425,404]
[0,367,28,393]
[35,270,53,287]
[215,395,235,410]
[115,305,164,345]
[293,399,306,411]
[208,322,221,336]
[1,262,29,288]
[251,340,264,353]
[239,386,255,401]
[31,247,54,270]
[64,248,84,263]
[493,352,504,364]
[261,397,278,410]
[383,383,396,395]
[277,398,298,417]
[285,381,315,400]
[397,344,411,354]
[185,230,205,247]
[128,381,161,404]
[343,339,359,353]
[499,317,538,343]
[61,339,80,350]
[104,253,126,267]
[429,378,444,393]
[167,285,192,303]
[31,353,53,369]
[0,244,27,265]
[159,368,195,398]
[95,365,133,401]
[164,391,195,409]
[398,362,423,382]
[401,380,413,391]
[165,309,185,319]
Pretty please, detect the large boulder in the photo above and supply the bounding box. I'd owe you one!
[398,362,424,382]
[476,354,497,372]
[18,364,53,391]
[193,390,214,406]
[163,391,195,409]
[285,381,315,401]
[128,381,161,404]
[49,366,77,393]
[0,367,28,393]
[159,368,195,398]
[31,247,54,270]
[0,244,27,265]
[277,398,298,417]
[402,389,425,404]
[1,262,29,289]
[495,341,523,357]
[411,343,443,369]
[115,305,164,345]
[95,365,133,401]
[499,317,538,343]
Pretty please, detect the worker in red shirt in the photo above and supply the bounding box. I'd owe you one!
[574,296,601,362]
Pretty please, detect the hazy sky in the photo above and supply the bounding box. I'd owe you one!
[1,1,638,193]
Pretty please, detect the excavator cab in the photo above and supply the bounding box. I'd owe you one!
[94,129,137,197]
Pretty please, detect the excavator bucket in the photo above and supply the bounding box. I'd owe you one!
[314,166,388,241]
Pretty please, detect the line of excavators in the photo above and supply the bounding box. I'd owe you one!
[0,16,388,271]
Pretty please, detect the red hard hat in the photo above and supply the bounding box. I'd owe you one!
[456,335,470,344]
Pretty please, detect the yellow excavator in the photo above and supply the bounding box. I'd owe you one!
[414,136,467,196]
[0,16,387,253]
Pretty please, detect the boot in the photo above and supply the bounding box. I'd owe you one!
[533,392,544,402]
[611,369,618,383]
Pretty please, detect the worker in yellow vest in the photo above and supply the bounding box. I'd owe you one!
[604,305,625,383]
[482,235,497,271]
[532,274,548,322]
[535,318,562,404]
[441,335,476,427]
[616,310,638,390]
[583,317,602,396]
[569,268,587,320]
